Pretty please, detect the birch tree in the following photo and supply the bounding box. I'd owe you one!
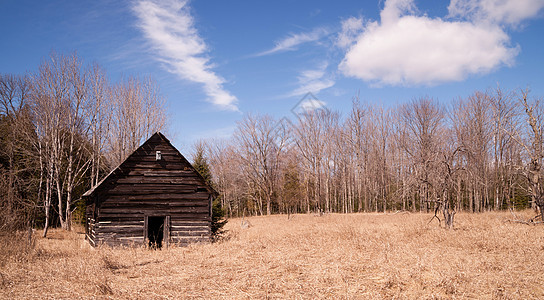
[108,76,168,166]
[234,114,288,215]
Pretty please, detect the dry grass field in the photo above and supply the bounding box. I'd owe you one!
[1,211,544,299]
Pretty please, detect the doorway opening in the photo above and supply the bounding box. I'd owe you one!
[147,216,165,249]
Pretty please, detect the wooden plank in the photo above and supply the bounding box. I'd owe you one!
[171,226,210,231]
[144,215,148,245]
[165,215,170,248]
[99,213,146,219]
[105,188,206,194]
[102,199,209,206]
[115,177,203,185]
[128,170,199,176]
[99,216,145,222]
[95,220,144,226]
[96,239,145,248]
[99,213,209,221]
[106,188,210,196]
[105,194,210,201]
[97,231,145,237]
[130,150,180,157]
[99,213,206,220]
[170,220,209,225]
[171,230,210,237]
[171,236,210,244]
[108,181,206,188]
[100,202,209,209]
[125,155,189,162]
[98,225,143,231]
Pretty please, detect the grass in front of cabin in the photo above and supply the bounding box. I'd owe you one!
[1,211,544,299]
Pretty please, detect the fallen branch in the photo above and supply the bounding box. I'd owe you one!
[505,209,544,225]
[529,213,543,223]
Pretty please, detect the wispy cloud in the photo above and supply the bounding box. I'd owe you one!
[290,62,335,96]
[133,0,238,111]
[256,27,330,56]
[336,16,364,49]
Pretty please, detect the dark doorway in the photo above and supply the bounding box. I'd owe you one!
[147,216,165,249]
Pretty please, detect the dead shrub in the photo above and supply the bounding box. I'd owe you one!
[96,276,114,295]
[0,229,36,266]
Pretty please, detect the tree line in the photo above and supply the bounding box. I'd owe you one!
[2,52,543,233]
[201,88,544,226]
[0,52,168,236]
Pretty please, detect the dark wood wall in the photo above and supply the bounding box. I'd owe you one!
[85,133,212,247]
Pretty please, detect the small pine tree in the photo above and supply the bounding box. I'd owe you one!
[282,160,302,218]
[211,196,227,241]
[192,143,227,241]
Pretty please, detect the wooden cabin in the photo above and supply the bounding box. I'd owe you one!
[83,132,215,248]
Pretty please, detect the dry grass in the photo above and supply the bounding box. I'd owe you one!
[1,211,544,299]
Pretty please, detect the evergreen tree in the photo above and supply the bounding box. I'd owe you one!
[192,143,227,241]
[282,159,302,218]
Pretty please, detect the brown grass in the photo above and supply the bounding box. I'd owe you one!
[1,211,544,299]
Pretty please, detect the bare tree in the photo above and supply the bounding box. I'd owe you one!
[108,76,168,166]
[292,109,340,213]
[399,97,445,212]
[0,74,39,231]
[2,52,171,234]
[489,87,517,210]
[345,98,369,212]
[31,52,72,232]
[88,63,111,187]
[367,106,393,212]
[30,52,94,230]
[189,87,541,218]
[451,92,493,212]
[234,114,288,215]
[206,138,246,217]
[508,89,544,221]
[428,144,462,229]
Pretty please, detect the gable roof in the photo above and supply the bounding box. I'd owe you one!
[82,131,217,198]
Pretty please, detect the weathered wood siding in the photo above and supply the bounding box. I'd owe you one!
[85,133,212,247]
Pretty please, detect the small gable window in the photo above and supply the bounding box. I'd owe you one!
[156,151,162,160]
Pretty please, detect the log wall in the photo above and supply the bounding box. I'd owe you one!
[85,133,212,247]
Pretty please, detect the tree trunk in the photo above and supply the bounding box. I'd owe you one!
[42,204,50,238]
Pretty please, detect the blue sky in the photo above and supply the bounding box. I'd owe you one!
[2,0,544,152]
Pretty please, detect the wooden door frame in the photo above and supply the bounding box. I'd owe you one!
[144,215,171,248]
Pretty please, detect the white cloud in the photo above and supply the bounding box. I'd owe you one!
[290,62,335,96]
[448,0,544,26]
[339,0,522,86]
[256,27,329,56]
[133,0,238,111]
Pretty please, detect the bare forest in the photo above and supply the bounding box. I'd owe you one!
[204,88,544,227]
[0,52,168,236]
[3,53,544,236]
